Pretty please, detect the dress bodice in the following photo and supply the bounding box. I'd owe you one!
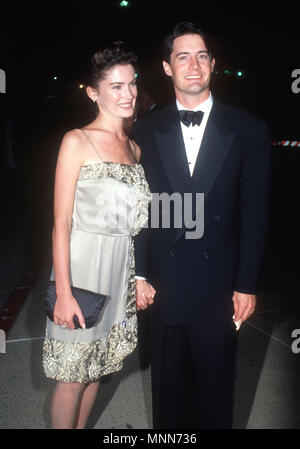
[74,162,151,237]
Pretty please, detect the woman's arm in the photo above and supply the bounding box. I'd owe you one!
[52,130,86,329]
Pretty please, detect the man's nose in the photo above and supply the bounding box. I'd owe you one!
[189,56,200,69]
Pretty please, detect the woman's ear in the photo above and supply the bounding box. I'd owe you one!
[86,86,98,102]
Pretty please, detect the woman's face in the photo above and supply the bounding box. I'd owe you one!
[95,64,137,119]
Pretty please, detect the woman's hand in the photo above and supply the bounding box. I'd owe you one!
[135,279,156,311]
[53,293,86,330]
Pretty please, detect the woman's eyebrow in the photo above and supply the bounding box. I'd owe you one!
[109,78,136,85]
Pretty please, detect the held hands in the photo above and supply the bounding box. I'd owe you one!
[136,279,156,311]
[53,293,86,330]
[232,291,256,331]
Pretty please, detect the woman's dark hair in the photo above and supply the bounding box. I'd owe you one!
[88,41,138,90]
[162,22,211,63]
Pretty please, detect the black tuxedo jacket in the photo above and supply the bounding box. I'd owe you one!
[133,99,271,325]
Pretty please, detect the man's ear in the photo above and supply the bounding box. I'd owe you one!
[210,58,216,74]
[162,61,172,77]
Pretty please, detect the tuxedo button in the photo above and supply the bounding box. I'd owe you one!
[214,214,220,221]
[168,249,175,257]
[203,251,209,259]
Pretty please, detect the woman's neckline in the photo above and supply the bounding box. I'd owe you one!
[80,161,140,169]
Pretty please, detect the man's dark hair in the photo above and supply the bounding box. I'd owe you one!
[162,22,211,63]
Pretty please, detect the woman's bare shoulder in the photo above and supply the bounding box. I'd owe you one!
[61,128,86,145]
[58,129,87,162]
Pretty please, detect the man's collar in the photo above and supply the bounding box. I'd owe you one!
[176,91,213,113]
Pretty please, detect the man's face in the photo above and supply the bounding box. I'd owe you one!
[163,34,215,100]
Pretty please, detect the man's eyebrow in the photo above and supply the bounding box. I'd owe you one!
[175,50,209,58]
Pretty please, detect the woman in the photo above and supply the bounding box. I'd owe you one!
[42,42,154,429]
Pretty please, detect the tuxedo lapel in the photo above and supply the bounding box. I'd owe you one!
[173,101,236,243]
[191,103,236,197]
[153,104,192,194]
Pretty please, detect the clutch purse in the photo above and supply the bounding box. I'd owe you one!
[44,280,106,329]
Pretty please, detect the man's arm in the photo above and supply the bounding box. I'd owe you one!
[235,120,271,293]
[132,120,156,309]
[132,120,151,278]
[233,120,271,324]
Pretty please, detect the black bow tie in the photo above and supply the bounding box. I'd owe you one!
[179,110,204,127]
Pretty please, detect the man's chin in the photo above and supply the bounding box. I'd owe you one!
[183,86,208,96]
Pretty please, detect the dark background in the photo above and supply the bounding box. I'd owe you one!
[0,1,299,430]
[0,0,299,309]
[1,1,299,132]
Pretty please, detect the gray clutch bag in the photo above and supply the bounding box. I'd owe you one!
[44,280,106,329]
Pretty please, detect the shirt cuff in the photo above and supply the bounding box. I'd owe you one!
[135,276,147,281]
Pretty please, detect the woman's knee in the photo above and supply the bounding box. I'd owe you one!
[57,381,88,395]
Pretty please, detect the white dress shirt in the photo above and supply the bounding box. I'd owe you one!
[177,92,213,176]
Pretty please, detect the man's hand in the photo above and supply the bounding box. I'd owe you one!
[232,291,256,327]
[136,279,156,311]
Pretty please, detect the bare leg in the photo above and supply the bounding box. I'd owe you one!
[74,380,100,429]
[50,381,87,429]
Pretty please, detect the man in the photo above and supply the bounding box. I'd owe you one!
[133,22,271,429]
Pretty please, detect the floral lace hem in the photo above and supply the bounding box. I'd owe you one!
[42,241,138,383]
[42,314,137,383]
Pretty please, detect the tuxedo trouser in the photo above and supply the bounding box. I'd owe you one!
[150,314,238,429]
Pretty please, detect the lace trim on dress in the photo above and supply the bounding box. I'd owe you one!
[43,241,137,382]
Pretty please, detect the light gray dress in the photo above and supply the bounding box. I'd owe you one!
[42,133,151,383]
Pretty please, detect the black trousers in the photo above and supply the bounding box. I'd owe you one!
[150,313,238,429]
